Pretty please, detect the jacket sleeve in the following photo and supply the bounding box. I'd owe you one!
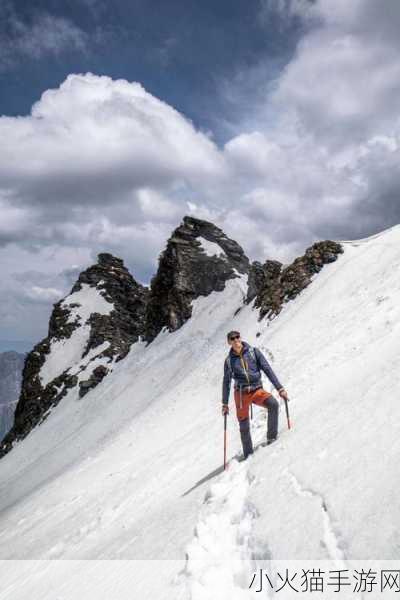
[222,358,232,405]
[254,347,283,390]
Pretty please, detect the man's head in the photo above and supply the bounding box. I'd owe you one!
[227,330,243,353]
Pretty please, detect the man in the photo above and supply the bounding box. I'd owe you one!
[222,330,289,459]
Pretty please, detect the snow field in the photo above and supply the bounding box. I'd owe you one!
[1,226,400,598]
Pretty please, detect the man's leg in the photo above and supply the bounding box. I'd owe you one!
[234,389,253,458]
[251,389,280,443]
[265,395,279,442]
[239,418,254,458]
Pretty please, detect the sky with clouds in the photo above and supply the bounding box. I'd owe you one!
[1,0,400,345]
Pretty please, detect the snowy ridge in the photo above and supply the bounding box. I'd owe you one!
[1,226,400,598]
[39,283,114,386]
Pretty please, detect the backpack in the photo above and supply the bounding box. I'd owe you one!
[225,345,258,378]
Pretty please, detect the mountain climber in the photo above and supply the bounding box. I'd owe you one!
[222,331,288,459]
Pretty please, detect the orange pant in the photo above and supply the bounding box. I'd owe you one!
[234,387,273,421]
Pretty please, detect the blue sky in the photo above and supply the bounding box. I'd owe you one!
[1,0,303,141]
[2,0,400,345]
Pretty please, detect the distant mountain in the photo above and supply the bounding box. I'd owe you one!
[0,340,33,353]
[0,351,26,439]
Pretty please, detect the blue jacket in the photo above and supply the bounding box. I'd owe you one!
[222,341,283,405]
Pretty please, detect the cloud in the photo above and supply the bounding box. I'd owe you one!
[3,0,400,341]
[24,286,63,303]
[258,0,319,31]
[0,72,226,267]
[0,244,93,340]
[0,73,224,205]
[220,0,400,249]
[0,6,88,71]
[0,193,33,245]
[0,74,227,338]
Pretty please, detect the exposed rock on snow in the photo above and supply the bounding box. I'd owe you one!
[247,240,343,318]
[1,221,399,598]
[0,253,149,458]
[0,219,344,461]
[145,215,250,341]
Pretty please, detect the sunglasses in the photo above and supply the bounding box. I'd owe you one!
[229,335,241,341]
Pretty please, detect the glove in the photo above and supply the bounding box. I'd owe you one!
[222,404,229,416]
[278,388,289,401]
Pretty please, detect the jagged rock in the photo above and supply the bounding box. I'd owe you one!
[0,216,345,460]
[145,216,250,341]
[246,259,282,304]
[0,253,149,458]
[250,240,344,319]
[79,365,109,398]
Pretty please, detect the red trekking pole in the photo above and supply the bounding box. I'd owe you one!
[223,413,228,470]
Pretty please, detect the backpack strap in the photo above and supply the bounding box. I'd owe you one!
[248,346,260,369]
[225,354,233,378]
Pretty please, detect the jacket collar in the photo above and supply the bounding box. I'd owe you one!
[230,340,249,356]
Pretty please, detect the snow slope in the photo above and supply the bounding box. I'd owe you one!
[1,226,400,598]
[39,282,114,386]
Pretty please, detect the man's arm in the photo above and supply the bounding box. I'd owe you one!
[254,347,284,391]
[222,358,232,406]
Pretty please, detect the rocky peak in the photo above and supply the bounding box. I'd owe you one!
[247,240,344,319]
[0,253,149,458]
[145,215,250,341]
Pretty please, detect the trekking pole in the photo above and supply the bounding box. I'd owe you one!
[284,397,292,429]
[223,413,228,470]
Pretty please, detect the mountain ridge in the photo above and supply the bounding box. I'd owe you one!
[0,215,342,457]
[0,224,398,598]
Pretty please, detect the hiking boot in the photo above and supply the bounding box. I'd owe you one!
[266,437,277,446]
[239,418,254,459]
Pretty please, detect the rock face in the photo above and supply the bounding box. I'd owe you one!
[0,216,345,460]
[145,216,250,341]
[0,352,26,439]
[247,241,344,319]
[0,253,148,458]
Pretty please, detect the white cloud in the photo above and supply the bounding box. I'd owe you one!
[0,9,88,71]
[221,0,400,250]
[3,1,400,342]
[0,73,233,340]
[25,286,63,303]
[137,189,183,221]
[0,73,225,202]
[270,0,400,148]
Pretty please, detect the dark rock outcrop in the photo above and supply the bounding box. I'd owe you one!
[145,216,250,341]
[247,240,344,319]
[0,216,345,460]
[0,253,148,458]
[246,259,282,306]
[0,351,26,439]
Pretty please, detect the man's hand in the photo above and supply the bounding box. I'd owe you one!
[222,404,229,416]
[278,388,289,401]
